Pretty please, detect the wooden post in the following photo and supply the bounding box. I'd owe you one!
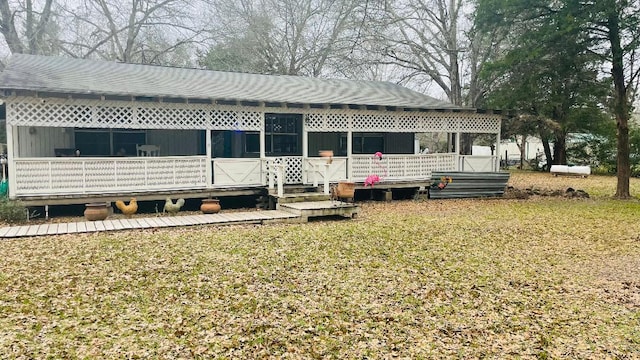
[455,131,461,171]
[312,163,318,187]
[205,129,212,187]
[302,126,308,184]
[6,122,15,199]
[323,163,330,194]
[277,164,284,197]
[496,122,502,171]
[347,128,353,180]
[268,160,274,189]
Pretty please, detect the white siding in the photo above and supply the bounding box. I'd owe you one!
[16,126,73,157]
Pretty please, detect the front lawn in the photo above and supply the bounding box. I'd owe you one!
[0,172,638,358]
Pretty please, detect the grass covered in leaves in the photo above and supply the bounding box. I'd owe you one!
[1,172,639,358]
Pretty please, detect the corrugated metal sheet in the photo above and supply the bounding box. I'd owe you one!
[0,54,467,111]
[429,172,510,199]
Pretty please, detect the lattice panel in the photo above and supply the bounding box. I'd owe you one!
[399,113,448,132]
[352,113,396,131]
[136,106,208,130]
[94,106,134,128]
[10,102,93,127]
[7,97,263,131]
[210,109,237,130]
[237,111,263,131]
[268,157,303,184]
[459,116,501,133]
[305,113,350,131]
[7,96,501,133]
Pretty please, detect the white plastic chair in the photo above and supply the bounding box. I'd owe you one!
[136,144,160,156]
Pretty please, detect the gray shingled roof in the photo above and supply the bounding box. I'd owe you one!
[0,54,465,110]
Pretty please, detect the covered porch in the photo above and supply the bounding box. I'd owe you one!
[5,95,501,204]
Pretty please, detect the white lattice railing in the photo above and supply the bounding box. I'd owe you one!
[265,156,303,184]
[351,153,458,182]
[13,156,207,196]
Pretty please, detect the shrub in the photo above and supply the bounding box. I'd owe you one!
[0,198,28,224]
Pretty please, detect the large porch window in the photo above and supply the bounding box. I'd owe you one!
[264,113,302,156]
[74,128,145,156]
[308,132,347,156]
[352,133,384,154]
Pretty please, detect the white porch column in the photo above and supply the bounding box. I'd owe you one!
[205,129,212,187]
[302,126,308,183]
[495,122,502,172]
[6,122,16,199]
[347,130,353,180]
[260,129,266,158]
[260,118,266,185]
[455,131,462,171]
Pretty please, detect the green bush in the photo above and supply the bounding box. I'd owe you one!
[0,198,28,224]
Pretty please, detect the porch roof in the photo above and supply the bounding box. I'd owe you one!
[0,54,467,111]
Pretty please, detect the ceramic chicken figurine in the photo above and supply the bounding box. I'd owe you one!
[163,198,185,215]
[115,198,138,217]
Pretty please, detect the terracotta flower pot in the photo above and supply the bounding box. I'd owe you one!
[201,199,221,214]
[84,203,110,221]
[336,181,355,198]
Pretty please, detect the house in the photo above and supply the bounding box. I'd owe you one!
[0,54,504,208]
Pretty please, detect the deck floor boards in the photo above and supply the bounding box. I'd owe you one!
[0,202,360,239]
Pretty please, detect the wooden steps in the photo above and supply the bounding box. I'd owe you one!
[277,200,360,222]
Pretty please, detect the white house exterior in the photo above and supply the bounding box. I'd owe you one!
[0,54,503,206]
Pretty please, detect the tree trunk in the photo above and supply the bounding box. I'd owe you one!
[552,135,566,165]
[608,11,631,198]
[541,137,552,172]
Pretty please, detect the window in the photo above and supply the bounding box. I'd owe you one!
[74,128,146,156]
[352,133,384,154]
[245,132,260,153]
[308,132,347,156]
[263,113,302,156]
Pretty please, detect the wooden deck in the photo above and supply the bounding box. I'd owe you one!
[0,210,300,239]
[0,200,360,239]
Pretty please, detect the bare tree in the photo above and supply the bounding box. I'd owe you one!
[58,0,207,64]
[0,0,58,67]
[378,0,465,105]
[201,0,371,77]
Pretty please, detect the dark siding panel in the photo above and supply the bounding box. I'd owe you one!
[308,132,345,156]
[385,133,414,154]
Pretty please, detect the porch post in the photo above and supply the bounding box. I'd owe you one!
[347,130,353,180]
[6,122,16,199]
[302,122,308,184]
[205,129,212,187]
[260,116,266,185]
[495,118,502,172]
[455,131,462,171]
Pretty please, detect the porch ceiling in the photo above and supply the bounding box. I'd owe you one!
[0,54,468,112]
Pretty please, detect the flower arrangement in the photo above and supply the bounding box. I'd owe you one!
[431,176,453,190]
